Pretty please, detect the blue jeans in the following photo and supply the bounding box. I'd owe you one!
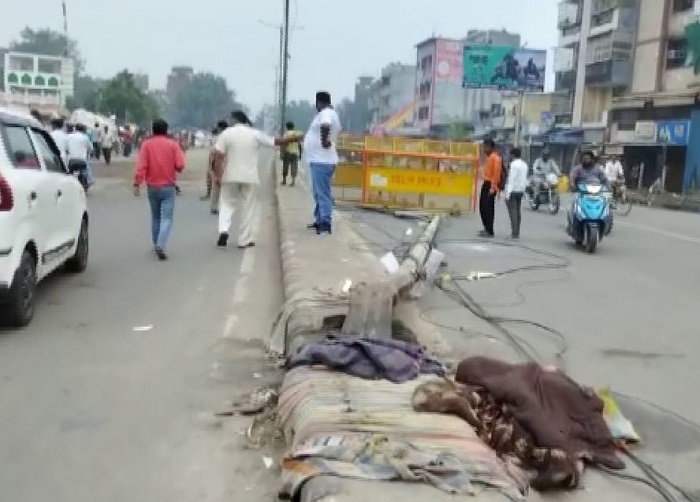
[86,160,94,185]
[309,162,336,225]
[147,185,176,249]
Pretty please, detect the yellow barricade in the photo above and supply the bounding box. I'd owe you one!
[332,135,480,213]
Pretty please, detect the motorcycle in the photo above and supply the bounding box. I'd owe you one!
[68,159,89,193]
[526,173,561,214]
[566,179,611,254]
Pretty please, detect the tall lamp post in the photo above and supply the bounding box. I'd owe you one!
[259,16,302,134]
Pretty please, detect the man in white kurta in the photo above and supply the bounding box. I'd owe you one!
[213,112,276,249]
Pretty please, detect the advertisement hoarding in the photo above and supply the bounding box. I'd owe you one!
[435,39,464,83]
[463,46,546,91]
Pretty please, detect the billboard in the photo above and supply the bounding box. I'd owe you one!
[463,46,546,91]
[434,39,464,83]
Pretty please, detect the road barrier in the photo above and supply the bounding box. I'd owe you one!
[334,135,480,213]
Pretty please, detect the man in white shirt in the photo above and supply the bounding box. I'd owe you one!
[504,147,529,239]
[303,91,342,235]
[213,111,289,248]
[604,155,625,200]
[50,118,69,166]
[66,124,93,168]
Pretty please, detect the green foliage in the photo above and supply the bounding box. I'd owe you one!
[170,72,243,129]
[10,27,85,73]
[99,70,159,124]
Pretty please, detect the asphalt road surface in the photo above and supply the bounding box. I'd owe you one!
[346,196,700,500]
[0,149,284,502]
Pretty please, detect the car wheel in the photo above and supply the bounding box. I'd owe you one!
[1,250,37,327]
[65,218,89,273]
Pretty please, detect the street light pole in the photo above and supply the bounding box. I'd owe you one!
[280,0,291,136]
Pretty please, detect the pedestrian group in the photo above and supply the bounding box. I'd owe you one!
[132,90,342,260]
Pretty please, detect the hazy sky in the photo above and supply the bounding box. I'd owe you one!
[1,0,559,112]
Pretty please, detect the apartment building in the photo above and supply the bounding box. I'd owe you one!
[414,30,521,135]
[368,62,416,131]
[556,0,700,191]
[1,51,75,113]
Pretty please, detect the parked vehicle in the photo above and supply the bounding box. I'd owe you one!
[526,173,561,214]
[566,178,611,254]
[0,108,89,327]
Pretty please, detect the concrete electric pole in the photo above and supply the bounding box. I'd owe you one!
[280,0,291,136]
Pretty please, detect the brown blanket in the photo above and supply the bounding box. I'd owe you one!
[414,357,624,491]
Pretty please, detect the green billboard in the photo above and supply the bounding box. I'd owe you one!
[463,45,546,91]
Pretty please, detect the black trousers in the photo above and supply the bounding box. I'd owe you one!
[93,143,101,160]
[102,147,112,164]
[479,181,496,235]
[506,192,523,237]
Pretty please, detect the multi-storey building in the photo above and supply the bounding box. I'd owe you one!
[368,63,416,131]
[556,0,700,191]
[0,51,75,113]
[414,30,521,135]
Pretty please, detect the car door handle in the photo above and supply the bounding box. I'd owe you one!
[56,189,63,198]
[29,191,37,201]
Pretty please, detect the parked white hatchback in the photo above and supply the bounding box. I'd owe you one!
[0,109,89,327]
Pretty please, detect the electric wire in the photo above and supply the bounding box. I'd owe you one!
[341,209,697,501]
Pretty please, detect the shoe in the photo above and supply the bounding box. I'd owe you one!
[155,248,168,260]
[316,223,332,235]
[200,194,210,201]
[510,234,520,240]
[210,209,219,215]
[217,232,229,247]
[281,179,287,186]
[478,230,495,238]
[307,222,319,230]
[237,242,256,249]
[290,179,296,187]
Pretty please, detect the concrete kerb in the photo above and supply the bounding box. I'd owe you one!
[269,160,452,358]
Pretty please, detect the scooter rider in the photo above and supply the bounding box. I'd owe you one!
[568,150,612,232]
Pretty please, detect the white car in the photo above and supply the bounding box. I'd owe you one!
[0,109,89,327]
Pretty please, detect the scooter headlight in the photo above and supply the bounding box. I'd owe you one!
[587,185,602,195]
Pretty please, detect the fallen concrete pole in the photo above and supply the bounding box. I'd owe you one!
[341,215,441,339]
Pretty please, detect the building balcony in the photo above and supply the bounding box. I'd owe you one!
[585,59,633,87]
[558,1,581,28]
[559,25,581,46]
[555,69,577,91]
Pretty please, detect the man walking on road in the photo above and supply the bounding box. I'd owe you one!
[281,121,302,186]
[213,111,289,249]
[304,91,342,235]
[479,138,502,238]
[133,119,185,261]
[505,147,528,239]
[50,118,68,165]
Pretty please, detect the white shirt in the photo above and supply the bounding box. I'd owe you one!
[505,158,528,197]
[214,124,274,184]
[303,107,341,164]
[50,129,69,162]
[66,131,93,161]
[605,160,624,181]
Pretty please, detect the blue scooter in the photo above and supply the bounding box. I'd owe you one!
[566,180,611,254]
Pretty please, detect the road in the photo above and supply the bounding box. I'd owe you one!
[0,149,283,502]
[347,196,700,499]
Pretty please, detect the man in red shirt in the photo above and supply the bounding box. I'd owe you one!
[133,119,185,260]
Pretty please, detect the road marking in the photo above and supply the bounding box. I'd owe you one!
[618,221,700,246]
[222,314,238,339]
[232,275,249,305]
[240,249,256,274]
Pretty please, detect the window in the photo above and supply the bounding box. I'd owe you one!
[417,106,430,120]
[2,125,40,169]
[31,129,65,173]
[666,38,689,69]
[673,0,694,12]
[37,58,61,74]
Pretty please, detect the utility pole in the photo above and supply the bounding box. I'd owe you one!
[277,25,284,130]
[280,0,291,136]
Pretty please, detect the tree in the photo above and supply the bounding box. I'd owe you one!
[99,70,159,125]
[284,100,316,131]
[10,27,84,73]
[170,72,244,129]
